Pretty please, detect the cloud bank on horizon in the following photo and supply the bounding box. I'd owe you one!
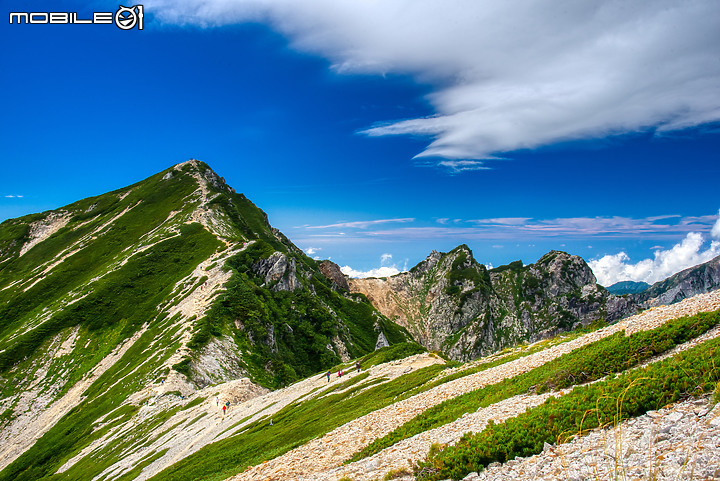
[589,210,720,286]
[302,211,720,282]
[147,0,720,170]
[341,253,406,279]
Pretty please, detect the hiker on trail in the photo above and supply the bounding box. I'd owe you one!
[222,405,227,416]
[356,362,361,372]
[216,396,219,406]
[326,371,331,382]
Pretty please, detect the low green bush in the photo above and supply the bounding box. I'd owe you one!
[352,310,720,462]
[416,332,720,480]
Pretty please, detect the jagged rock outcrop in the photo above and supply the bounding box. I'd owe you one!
[252,252,301,291]
[375,331,390,349]
[350,246,635,361]
[318,260,350,291]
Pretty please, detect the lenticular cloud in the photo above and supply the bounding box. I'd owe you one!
[148,0,720,166]
[589,211,720,286]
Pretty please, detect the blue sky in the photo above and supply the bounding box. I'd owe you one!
[2,0,719,285]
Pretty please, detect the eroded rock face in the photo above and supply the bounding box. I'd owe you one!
[375,331,389,349]
[19,211,71,257]
[190,336,248,389]
[318,260,350,291]
[252,252,301,291]
[201,166,235,194]
[351,247,636,361]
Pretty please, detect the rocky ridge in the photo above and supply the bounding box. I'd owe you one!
[350,246,635,361]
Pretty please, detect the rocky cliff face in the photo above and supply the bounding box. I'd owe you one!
[318,260,350,291]
[350,246,634,361]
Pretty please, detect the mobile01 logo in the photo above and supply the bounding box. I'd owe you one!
[9,5,144,30]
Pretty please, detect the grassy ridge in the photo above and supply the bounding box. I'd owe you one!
[352,310,720,462]
[0,160,418,480]
[417,329,720,480]
[0,168,198,353]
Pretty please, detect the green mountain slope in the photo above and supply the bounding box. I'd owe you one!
[136,290,720,481]
[0,160,409,480]
[606,280,650,295]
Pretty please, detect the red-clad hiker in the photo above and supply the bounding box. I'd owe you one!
[222,404,227,416]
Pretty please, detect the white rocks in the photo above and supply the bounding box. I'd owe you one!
[324,390,569,481]
[465,396,720,481]
[19,211,71,257]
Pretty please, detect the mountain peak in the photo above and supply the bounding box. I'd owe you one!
[172,158,203,170]
[167,159,235,195]
[351,247,633,360]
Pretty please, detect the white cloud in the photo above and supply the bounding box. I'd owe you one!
[304,246,321,255]
[589,211,720,286]
[147,0,720,168]
[341,252,406,278]
[435,160,490,173]
[4,195,23,198]
[340,265,401,279]
[472,217,532,226]
[299,213,717,242]
[712,208,720,239]
[306,218,414,229]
